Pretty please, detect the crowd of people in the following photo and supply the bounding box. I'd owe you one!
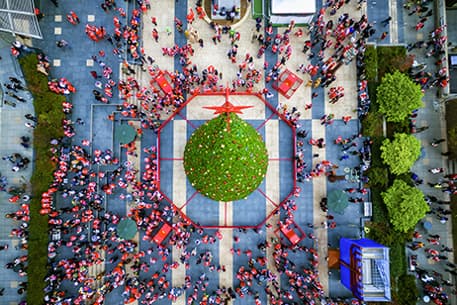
[37,0,376,304]
[1,0,455,304]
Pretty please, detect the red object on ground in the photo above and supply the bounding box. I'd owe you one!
[150,70,173,96]
[274,219,306,247]
[9,195,20,203]
[272,69,303,99]
[152,222,172,245]
[281,225,301,245]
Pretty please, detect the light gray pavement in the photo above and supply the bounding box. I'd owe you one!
[0,41,33,304]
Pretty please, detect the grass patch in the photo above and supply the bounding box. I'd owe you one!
[19,53,65,305]
[396,274,419,305]
[252,0,263,18]
[364,45,378,82]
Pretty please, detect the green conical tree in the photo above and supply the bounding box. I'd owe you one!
[184,113,268,201]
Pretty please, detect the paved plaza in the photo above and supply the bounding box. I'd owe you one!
[0,0,455,304]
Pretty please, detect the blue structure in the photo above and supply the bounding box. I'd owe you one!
[339,238,391,302]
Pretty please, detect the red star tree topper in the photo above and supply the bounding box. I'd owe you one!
[203,87,253,131]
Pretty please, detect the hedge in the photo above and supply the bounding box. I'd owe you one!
[19,53,65,305]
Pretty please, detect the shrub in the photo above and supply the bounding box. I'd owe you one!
[377,46,407,78]
[397,274,419,305]
[370,136,384,168]
[363,45,378,82]
[387,119,411,137]
[367,167,388,188]
[371,189,388,223]
[390,241,407,279]
[447,126,457,160]
[361,111,383,137]
[19,53,65,305]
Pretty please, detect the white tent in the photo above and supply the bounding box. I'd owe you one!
[271,0,316,15]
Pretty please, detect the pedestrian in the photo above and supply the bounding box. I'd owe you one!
[56,39,69,48]
[415,125,429,133]
[381,16,392,26]
[431,138,445,147]
[152,28,159,42]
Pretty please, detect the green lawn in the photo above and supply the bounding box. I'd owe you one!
[19,53,65,305]
[252,0,263,18]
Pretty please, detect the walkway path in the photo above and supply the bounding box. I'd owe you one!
[0,41,33,305]
[399,3,455,305]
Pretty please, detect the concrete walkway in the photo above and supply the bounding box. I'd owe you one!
[0,41,34,304]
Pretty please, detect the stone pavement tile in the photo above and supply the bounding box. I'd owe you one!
[218,228,233,290]
[326,61,358,119]
[142,1,175,71]
[265,118,280,282]
[278,27,312,119]
[0,47,35,304]
[366,0,391,43]
[172,120,187,196]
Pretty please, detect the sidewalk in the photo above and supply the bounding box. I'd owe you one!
[0,44,33,304]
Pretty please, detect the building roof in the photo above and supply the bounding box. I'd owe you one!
[271,0,316,15]
[0,0,42,39]
[340,238,391,302]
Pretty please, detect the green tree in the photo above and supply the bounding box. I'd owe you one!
[377,70,423,122]
[184,112,268,201]
[381,133,421,175]
[382,179,429,233]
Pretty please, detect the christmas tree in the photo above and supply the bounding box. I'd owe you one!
[183,99,268,201]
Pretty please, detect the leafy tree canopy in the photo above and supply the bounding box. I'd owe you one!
[184,113,268,201]
[382,179,429,233]
[377,70,423,122]
[381,133,421,175]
